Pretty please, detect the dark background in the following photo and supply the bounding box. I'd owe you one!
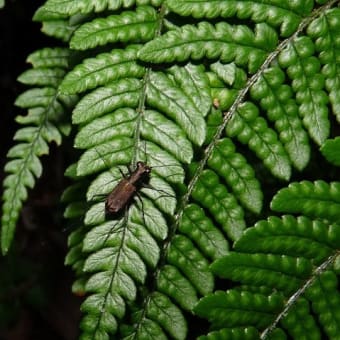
[0,1,80,339]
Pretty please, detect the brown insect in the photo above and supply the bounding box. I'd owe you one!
[105,161,151,217]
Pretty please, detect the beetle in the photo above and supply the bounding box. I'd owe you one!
[105,161,151,217]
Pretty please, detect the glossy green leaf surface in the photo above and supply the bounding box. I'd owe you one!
[166,0,313,37]
[139,22,278,73]
[271,181,340,223]
[320,137,340,166]
[4,1,340,339]
[70,6,158,50]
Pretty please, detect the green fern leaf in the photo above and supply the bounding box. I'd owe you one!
[210,62,247,89]
[141,110,194,163]
[226,102,291,180]
[75,108,137,148]
[76,137,134,176]
[83,221,159,268]
[157,265,198,311]
[307,8,340,122]
[167,63,212,117]
[1,48,72,254]
[127,292,187,340]
[306,271,340,339]
[33,6,67,21]
[122,318,168,340]
[20,1,340,338]
[70,6,158,50]
[271,180,340,223]
[212,252,313,295]
[194,290,284,329]
[198,204,340,338]
[39,0,162,17]
[60,46,144,94]
[192,169,246,241]
[166,0,313,37]
[235,215,340,264]
[250,66,310,171]
[139,22,278,73]
[278,36,329,145]
[168,235,214,296]
[280,298,321,340]
[74,105,193,163]
[198,327,260,340]
[208,138,263,213]
[17,68,66,87]
[26,47,70,68]
[146,71,207,145]
[42,20,76,42]
[320,136,340,166]
[179,204,229,260]
[121,297,187,340]
[79,219,149,337]
[137,140,185,183]
[72,78,142,124]
[140,176,177,215]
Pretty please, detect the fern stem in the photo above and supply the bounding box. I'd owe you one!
[132,5,167,167]
[260,251,339,339]
[94,214,129,335]
[125,5,170,337]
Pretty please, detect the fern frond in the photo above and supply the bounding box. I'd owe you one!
[157,264,198,311]
[195,290,285,330]
[12,1,340,338]
[207,138,263,213]
[70,6,158,50]
[235,215,340,263]
[72,78,142,124]
[167,235,214,296]
[226,102,292,180]
[196,211,340,338]
[320,136,340,166]
[179,204,229,261]
[42,20,76,42]
[280,298,321,339]
[61,30,214,336]
[1,47,72,254]
[26,47,70,68]
[212,252,313,295]
[198,326,260,340]
[60,46,144,94]
[39,0,162,17]
[191,169,246,241]
[271,180,340,223]
[278,36,330,145]
[139,22,278,73]
[146,70,207,145]
[166,0,313,37]
[307,7,340,122]
[121,292,187,340]
[306,271,340,339]
[250,66,310,170]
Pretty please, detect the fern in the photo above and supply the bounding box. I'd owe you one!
[2,0,340,339]
[1,48,74,254]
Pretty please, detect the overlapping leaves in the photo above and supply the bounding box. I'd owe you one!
[195,215,340,338]
[2,0,340,339]
[61,38,216,336]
